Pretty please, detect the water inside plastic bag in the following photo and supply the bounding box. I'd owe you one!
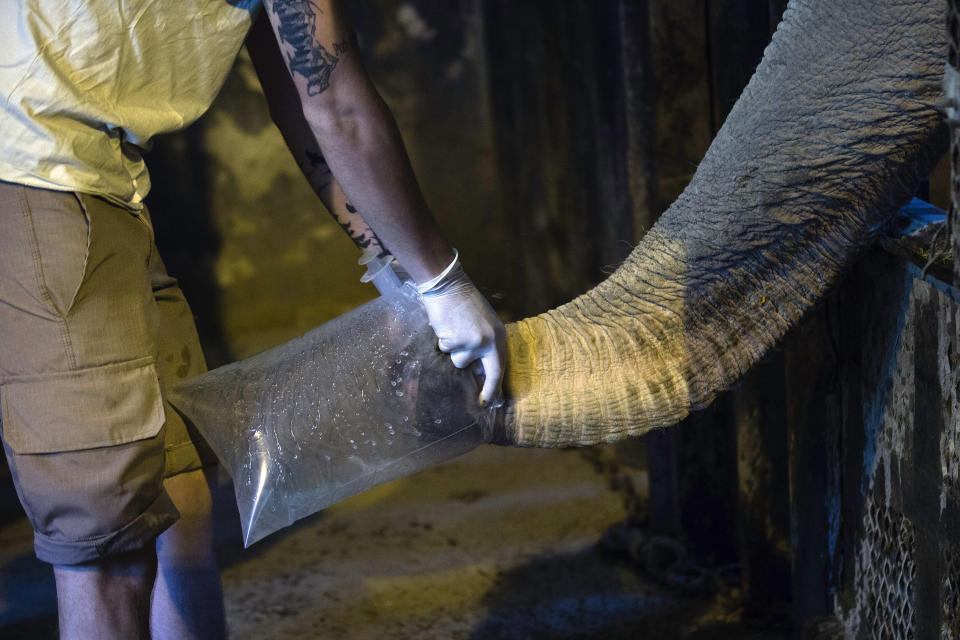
[169,286,488,546]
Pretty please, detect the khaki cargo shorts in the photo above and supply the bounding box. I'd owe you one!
[0,180,216,565]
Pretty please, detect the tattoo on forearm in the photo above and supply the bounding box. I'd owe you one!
[302,149,333,189]
[305,149,326,168]
[335,201,390,258]
[270,0,341,95]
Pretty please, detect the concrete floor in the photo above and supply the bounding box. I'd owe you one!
[0,444,789,639]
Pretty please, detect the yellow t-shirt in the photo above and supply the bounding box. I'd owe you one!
[0,0,260,209]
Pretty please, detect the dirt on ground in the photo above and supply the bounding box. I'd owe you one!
[0,444,789,639]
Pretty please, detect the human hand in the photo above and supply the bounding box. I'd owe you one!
[416,251,505,407]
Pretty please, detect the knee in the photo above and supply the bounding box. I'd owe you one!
[165,468,214,522]
[157,469,216,561]
[54,546,158,599]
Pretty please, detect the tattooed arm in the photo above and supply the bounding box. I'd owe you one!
[258,0,454,283]
[258,0,505,405]
[246,13,389,259]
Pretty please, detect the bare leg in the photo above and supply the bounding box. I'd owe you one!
[151,467,226,640]
[54,547,156,640]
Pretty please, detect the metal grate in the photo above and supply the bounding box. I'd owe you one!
[942,540,960,639]
[843,497,917,640]
[835,273,960,639]
[939,309,960,640]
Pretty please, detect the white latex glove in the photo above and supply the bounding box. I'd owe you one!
[416,251,505,407]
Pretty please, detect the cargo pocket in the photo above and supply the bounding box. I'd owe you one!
[0,357,177,564]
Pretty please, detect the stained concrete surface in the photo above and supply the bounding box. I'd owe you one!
[0,443,789,639]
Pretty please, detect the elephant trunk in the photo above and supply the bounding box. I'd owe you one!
[493,0,947,447]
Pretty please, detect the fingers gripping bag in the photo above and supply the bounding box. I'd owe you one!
[169,286,490,547]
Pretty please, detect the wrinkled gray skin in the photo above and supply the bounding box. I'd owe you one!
[492,0,948,446]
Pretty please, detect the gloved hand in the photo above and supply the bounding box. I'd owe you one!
[415,250,505,407]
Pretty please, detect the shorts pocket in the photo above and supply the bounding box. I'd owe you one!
[0,357,165,453]
[23,186,91,318]
[0,357,170,549]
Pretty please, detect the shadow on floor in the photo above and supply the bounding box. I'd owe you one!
[471,546,684,640]
[0,554,58,638]
[0,449,790,639]
[471,543,791,640]
[0,479,58,639]
[0,474,326,640]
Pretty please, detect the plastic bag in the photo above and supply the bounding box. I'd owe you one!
[169,286,488,547]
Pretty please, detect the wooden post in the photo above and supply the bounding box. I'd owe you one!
[618,0,658,238]
[733,358,792,608]
[481,0,645,316]
[784,301,843,634]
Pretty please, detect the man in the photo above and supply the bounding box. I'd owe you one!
[0,1,505,637]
